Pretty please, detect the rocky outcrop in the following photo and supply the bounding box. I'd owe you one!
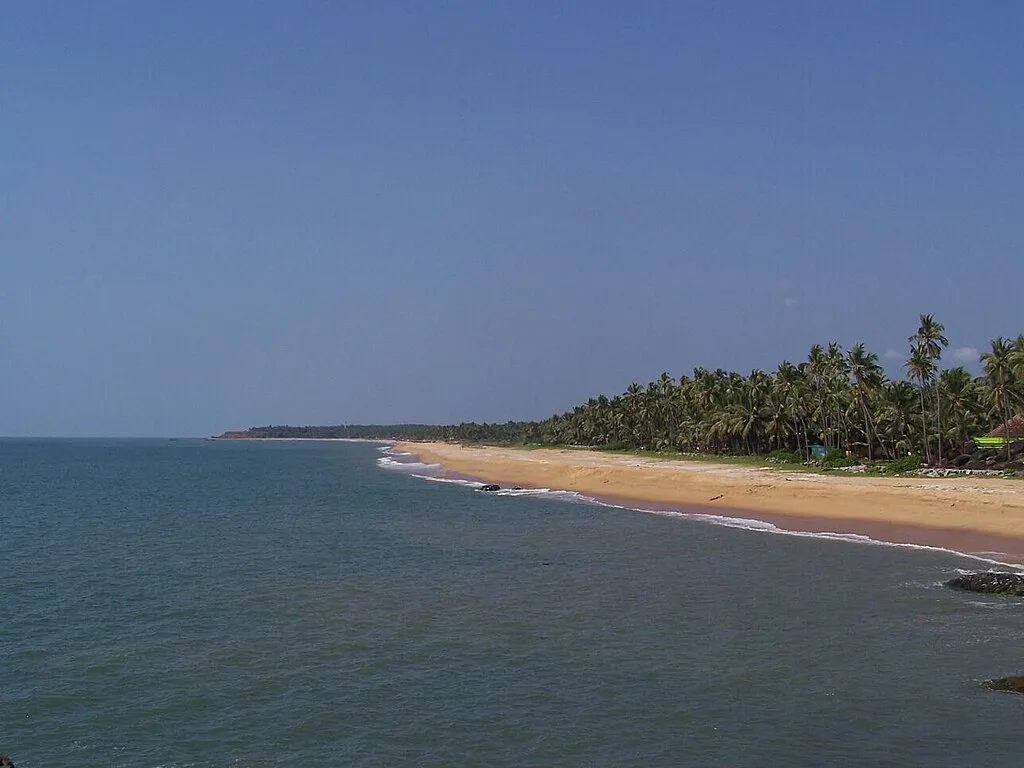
[946,439,1024,474]
[915,467,1007,478]
[946,572,1024,596]
[0,756,16,768]
[981,676,1024,693]
[479,484,501,492]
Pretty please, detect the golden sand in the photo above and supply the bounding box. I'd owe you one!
[395,442,1024,559]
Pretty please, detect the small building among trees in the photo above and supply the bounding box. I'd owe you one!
[974,416,1024,449]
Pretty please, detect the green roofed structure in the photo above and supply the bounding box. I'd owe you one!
[974,416,1024,449]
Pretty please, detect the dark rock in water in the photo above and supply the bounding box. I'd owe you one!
[981,676,1024,693]
[946,572,1024,596]
[0,756,17,768]
[479,484,501,492]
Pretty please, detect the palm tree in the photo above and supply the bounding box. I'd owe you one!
[807,344,828,450]
[775,361,810,458]
[982,338,1016,462]
[517,319,1022,463]
[624,382,645,446]
[939,367,983,453]
[909,315,949,464]
[847,343,885,461]
[1011,335,1024,412]
[905,346,936,463]
[826,342,849,450]
[877,380,918,458]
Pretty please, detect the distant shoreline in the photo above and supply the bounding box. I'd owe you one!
[209,436,387,443]
[394,441,1024,564]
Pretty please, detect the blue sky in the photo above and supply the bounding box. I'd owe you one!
[3,2,1022,436]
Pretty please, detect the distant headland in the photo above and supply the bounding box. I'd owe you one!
[213,424,466,441]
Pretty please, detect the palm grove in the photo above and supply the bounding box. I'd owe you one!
[237,316,1024,464]
[514,316,1024,464]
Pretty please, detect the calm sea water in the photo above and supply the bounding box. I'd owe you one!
[3,439,1024,767]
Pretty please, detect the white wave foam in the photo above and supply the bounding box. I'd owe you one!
[565,498,1024,568]
[490,488,595,503]
[377,444,414,456]
[413,475,484,488]
[606,506,1024,568]
[376,456,441,473]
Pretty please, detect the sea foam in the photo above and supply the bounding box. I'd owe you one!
[375,456,442,473]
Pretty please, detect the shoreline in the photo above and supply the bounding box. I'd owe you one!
[394,442,1024,565]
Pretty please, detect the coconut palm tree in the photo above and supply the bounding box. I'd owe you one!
[905,346,936,463]
[909,315,949,463]
[939,367,983,454]
[877,380,918,458]
[1011,335,1024,412]
[807,344,828,449]
[775,361,810,458]
[847,343,885,461]
[826,342,849,449]
[982,338,1016,462]
[507,318,1023,461]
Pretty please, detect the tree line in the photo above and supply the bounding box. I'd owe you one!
[225,316,1024,465]
[526,316,1024,464]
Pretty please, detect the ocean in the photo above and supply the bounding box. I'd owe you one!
[3,439,1023,767]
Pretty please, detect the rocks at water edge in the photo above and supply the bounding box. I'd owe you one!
[479,484,501,492]
[981,677,1024,693]
[0,755,17,768]
[948,574,1024,696]
[945,572,1024,596]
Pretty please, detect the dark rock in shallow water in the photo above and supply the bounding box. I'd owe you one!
[0,756,16,768]
[479,484,501,492]
[981,676,1024,693]
[946,572,1024,596]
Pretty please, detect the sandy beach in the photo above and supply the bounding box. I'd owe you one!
[395,442,1024,561]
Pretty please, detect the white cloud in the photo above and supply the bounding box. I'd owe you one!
[883,348,903,359]
[952,346,979,363]
[783,297,797,308]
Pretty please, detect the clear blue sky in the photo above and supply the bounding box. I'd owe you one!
[3,2,1022,436]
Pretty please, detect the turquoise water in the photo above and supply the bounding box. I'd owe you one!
[3,439,1024,767]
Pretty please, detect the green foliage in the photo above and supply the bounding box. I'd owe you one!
[884,455,923,474]
[821,450,859,469]
[220,321,1024,461]
[767,449,801,464]
[591,443,632,452]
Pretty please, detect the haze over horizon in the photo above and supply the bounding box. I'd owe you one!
[3,2,1022,437]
